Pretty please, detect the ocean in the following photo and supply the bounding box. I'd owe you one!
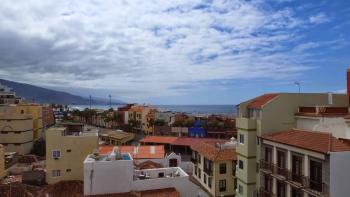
[70,104,236,116]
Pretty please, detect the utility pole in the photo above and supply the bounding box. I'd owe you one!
[294,81,301,93]
[89,95,92,110]
[109,94,112,108]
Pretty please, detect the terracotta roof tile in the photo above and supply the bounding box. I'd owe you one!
[191,142,236,161]
[99,145,165,159]
[247,93,279,109]
[262,129,350,154]
[140,136,227,147]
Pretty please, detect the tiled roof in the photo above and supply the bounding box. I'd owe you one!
[140,136,227,147]
[262,129,350,154]
[99,145,165,159]
[191,142,236,161]
[136,160,163,170]
[247,93,279,109]
[90,188,180,197]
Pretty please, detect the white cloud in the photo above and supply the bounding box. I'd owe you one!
[309,13,330,24]
[0,0,327,100]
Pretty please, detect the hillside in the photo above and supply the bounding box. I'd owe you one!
[0,79,124,105]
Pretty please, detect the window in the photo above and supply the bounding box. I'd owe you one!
[52,170,61,177]
[238,185,243,195]
[66,149,71,152]
[256,137,260,145]
[219,180,226,192]
[195,166,198,176]
[239,160,244,170]
[232,161,236,176]
[52,150,61,158]
[219,163,226,174]
[198,155,201,164]
[198,168,201,179]
[66,169,71,172]
[204,174,207,184]
[239,134,244,144]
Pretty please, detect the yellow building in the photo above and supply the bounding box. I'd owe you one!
[13,104,43,140]
[145,108,157,135]
[191,141,237,197]
[235,93,347,197]
[128,105,152,131]
[0,144,6,179]
[0,113,34,154]
[46,124,98,184]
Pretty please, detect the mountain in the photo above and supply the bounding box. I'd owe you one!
[0,79,125,105]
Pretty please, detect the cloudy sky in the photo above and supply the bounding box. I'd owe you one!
[0,0,349,104]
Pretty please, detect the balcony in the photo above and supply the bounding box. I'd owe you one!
[260,160,273,174]
[274,165,289,179]
[204,169,213,177]
[190,158,197,165]
[304,177,329,195]
[259,187,276,197]
[236,117,256,130]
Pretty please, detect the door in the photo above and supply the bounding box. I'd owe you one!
[169,158,178,167]
[292,155,303,183]
[310,160,322,191]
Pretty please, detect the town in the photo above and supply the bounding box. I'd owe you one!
[0,69,350,197]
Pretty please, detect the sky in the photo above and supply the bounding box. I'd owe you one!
[0,0,349,105]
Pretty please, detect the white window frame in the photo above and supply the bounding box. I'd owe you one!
[52,150,61,158]
[52,170,61,177]
[239,134,244,144]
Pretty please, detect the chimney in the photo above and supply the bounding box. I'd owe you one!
[347,69,350,106]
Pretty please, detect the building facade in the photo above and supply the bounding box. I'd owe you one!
[0,144,6,179]
[191,141,237,197]
[46,124,98,184]
[0,83,21,104]
[260,129,350,197]
[235,93,348,197]
[84,148,206,197]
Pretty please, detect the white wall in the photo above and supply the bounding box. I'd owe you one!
[330,151,350,197]
[84,159,134,195]
[296,116,350,139]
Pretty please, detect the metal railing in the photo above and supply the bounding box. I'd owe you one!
[259,187,276,197]
[260,160,273,172]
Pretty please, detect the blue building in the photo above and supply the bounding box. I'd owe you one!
[188,120,206,138]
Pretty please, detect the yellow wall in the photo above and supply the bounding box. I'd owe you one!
[235,93,348,197]
[0,145,6,179]
[0,114,34,154]
[13,104,43,140]
[46,127,98,184]
[192,152,236,197]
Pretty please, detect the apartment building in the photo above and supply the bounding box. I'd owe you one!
[0,83,21,104]
[0,113,34,154]
[0,144,6,179]
[235,93,347,197]
[46,124,98,184]
[260,129,350,197]
[84,148,206,197]
[191,140,237,197]
[146,108,157,135]
[128,105,153,131]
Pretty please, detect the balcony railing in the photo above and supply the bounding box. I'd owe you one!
[204,169,213,176]
[190,158,197,164]
[260,160,273,173]
[259,187,275,197]
[274,165,288,178]
[304,177,329,194]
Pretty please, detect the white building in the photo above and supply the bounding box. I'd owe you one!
[0,83,21,104]
[84,148,207,197]
[155,111,176,126]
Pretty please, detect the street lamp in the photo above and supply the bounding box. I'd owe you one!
[294,81,301,93]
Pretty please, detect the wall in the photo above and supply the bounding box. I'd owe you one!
[0,115,34,154]
[0,145,6,179]
[214,160,235,197]
[84,159,134,195]
[296,116,350,139]
[46,127,98,184]
[330,151,350,197]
